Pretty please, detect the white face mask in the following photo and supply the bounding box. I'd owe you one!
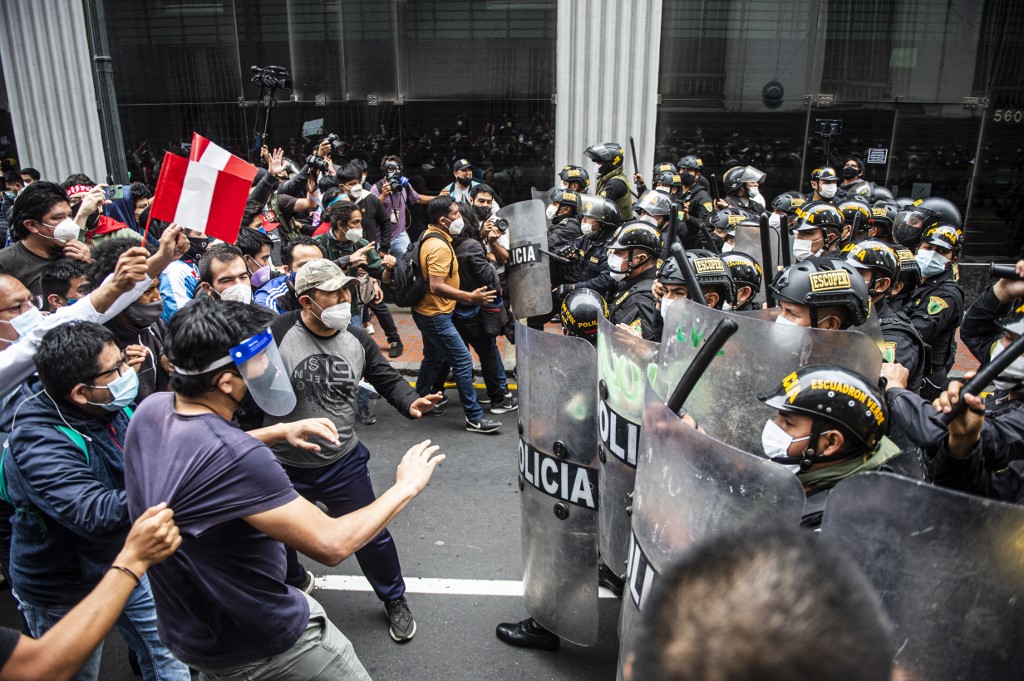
[345,228,364,243]
[792,238,817,261]
[448,218,465,236]
[722,243,734,253]
[607,252,628,281]
[545,204,559,221]
[915,249,949,279]
[580,222,595,237]
[40,218,80,243]
[317,302,352,330]
[747,185,760,199]
[775,313,800,327]
[722,301,733,311]
[637,214,660,229]
[348,184,366,201]
[761,419,810,467]
[218,282,253,305]
[819,184,837,199]
[0,304,44,342]
[659,297,674,324]
[768,213,782,230]
[991,341,1024,391]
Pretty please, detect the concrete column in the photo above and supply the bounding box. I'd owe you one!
[554,0,663,186]
[0,0,107,181]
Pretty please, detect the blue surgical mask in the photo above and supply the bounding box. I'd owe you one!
[86,369,139,411]
[915,249,948,279]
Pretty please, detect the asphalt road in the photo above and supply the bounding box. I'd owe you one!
[0,392,621,680]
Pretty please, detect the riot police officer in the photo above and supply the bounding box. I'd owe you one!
[904,224,965,400]
[836,196,871,246]
[717,166,765,220]
[634,161,678,198]
[559,287,609,345]
[791,201,844,261]
[892,196,962,251]
[655,250,734,317]
[633,190,674,235]
[841,157,872,198]
[759,365,899,526]
[864,202,899,242]
[889,245,922,310]
[721,251,763,311]
[546,188,583,251]
[606,221,663,341]
[676,156,715,249]
[845,240,928,392]
[805,166,844,204]
[771,259,870,330]
[553,194,622,302]
[557,164,590,193]
[584,142,634,221]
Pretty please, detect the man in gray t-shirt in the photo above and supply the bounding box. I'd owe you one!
[267,259,443,643]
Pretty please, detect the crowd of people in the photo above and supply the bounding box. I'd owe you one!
[0,123,1018,681]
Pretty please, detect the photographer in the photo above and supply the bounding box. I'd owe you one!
[371,155,438,261]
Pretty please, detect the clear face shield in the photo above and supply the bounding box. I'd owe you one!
[178,329,297,416]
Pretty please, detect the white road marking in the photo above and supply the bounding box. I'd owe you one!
[315,575,619,599]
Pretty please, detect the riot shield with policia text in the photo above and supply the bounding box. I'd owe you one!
[596,314,660,579]
[514,321,600,645]
[821,472,1024,680]
[500,199,552,319]
[616,382,806,680]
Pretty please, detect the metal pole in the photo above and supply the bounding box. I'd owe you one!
[883,107,898,189]
[85,0,128,183]
[964,101,988,229]
[798,100,813,190]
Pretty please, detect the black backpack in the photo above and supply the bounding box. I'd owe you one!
[390,232,454,307]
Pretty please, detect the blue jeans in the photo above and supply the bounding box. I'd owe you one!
[283,443,405,602]
[412,310,484,421]
[390,230,411,262]
[15,576,190,681]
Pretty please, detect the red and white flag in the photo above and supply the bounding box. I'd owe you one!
[149,135,257,243]
[189,133,258,183]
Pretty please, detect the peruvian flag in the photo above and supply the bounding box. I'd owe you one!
[149,134,257,243]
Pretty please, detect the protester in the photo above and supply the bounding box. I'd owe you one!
[40,257,89,311]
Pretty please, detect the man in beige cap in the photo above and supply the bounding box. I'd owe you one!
[263,258,443,643]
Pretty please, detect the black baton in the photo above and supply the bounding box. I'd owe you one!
[670,242,706,307]
[667,318,739,414]
[930,333,1024,427]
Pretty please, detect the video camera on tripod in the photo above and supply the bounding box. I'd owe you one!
[250,65,292,92]
[814,118,842,165]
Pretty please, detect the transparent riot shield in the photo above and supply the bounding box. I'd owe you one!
[734,223,789,306]
[654,298,882,455]
[531,187,554,231]
[735,303,886,352]
[514,321,600,645]
[821,472,1024,680]
[596,314,660,578]
[500,200,552,319]
[616,382,806,680]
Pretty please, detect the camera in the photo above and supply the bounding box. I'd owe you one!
[325,133,344,152]
[250,65,292,91]
[306,155,330,172]
[815,119,842,137]
[494,217,509,233]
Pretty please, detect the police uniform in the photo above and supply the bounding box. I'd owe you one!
[595,166,633,222]
[608,267,662,342]
[723,197,761,221]
[877,298,929,393]
[903,269,963,400]
[558,231,614,300]
[548,216,582,253]
[680,185,715,250]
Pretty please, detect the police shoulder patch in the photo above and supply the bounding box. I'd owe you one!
[927,296,949,315]
[702,201,714,212]
[882,341,897,363]
[628,319,643,334]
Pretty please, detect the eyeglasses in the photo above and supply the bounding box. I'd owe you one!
[0,295,43,316]
[85,350,129,382]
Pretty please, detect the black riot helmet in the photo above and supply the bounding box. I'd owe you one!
[759,365,888,467]
[997,301,1024,337]
[770,259,871,329]
[916,197,962,228]
[866,203,899,240]
[708,208,746,234]
[578,195,622,231]
[919,223,962,261]
[723,165,767,196]
[677,155,701,172]
[559,165,590,191]
[871,186,895,203]
[584,143,625,175]
[844,240,900,297]
[653,161,678,177]
[686,249,734,309]
[607,221,663,257]
[634,190,674,226]
[892,200,944,249]
[722,251,763,298]
[810,166,839,183]
[771,190,807,217]
[891,246,922,303]
[657,257,687,287]
[792,201,844,252]
[560,287,609,344]
[548,188,581,218]
[653,170,678,193]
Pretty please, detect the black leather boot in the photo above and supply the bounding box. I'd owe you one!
[495,617,560,651]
